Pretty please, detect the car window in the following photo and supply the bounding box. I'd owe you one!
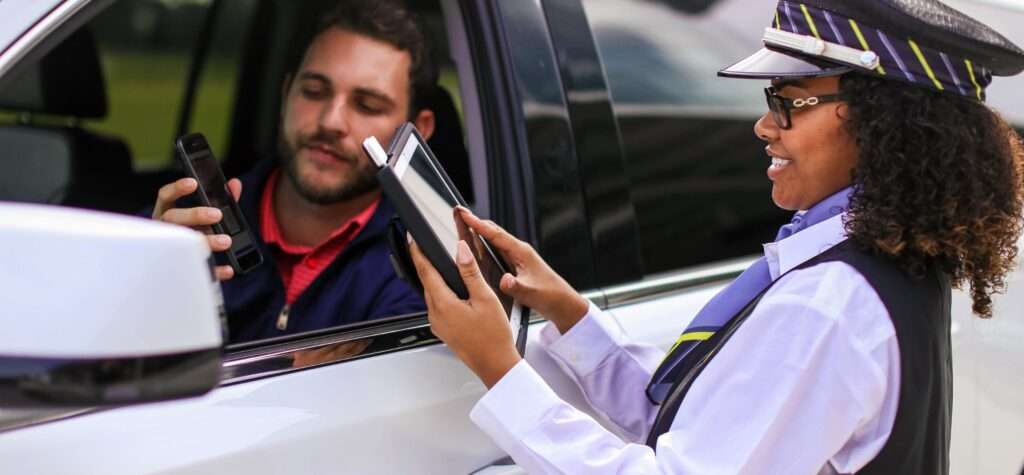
[0,0,251,213]
[185,0,257,165]
[582,0,793,277]
[89,0,248,170]
[0,0,477,355]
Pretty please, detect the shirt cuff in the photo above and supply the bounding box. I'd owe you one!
[539,301,627,377]
[470,359,565,437]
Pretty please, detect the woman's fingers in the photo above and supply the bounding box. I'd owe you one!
[455,240,496,303]
[408,240,455,305]
[499,272,527,297]
[456,208,530,260]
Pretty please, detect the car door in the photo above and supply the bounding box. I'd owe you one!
[0,0,597,473]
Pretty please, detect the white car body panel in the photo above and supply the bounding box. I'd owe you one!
[2,344,501,474]
[0,1,63,54]
[0,203,221,356]
[0,321,642,475]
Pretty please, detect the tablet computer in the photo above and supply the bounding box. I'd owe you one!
[363,123,528,354]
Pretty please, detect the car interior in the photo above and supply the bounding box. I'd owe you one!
[0,0,473,217]
[0,0,481,351]
[0,27,140,212]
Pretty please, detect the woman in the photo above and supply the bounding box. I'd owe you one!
[408,0,1024,473]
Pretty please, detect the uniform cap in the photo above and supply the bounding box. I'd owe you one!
[719,0,1024,101]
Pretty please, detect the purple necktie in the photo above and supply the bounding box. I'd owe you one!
[646,188,851,402]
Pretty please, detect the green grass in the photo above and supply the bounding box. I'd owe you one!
[93,51,237,170]
[3,51,462,171]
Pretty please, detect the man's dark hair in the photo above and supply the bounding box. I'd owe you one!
[295,0,439,118]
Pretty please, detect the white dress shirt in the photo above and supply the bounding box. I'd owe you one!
[470,213,900,474]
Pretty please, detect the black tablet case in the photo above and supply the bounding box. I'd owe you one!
[375,123,529,355]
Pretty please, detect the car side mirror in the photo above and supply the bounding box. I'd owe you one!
[0,204,224,408]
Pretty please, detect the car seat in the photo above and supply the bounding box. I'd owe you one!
[0,27,137,213]
[422,85,473,204]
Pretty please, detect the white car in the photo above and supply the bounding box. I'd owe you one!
[0,0,1021,473]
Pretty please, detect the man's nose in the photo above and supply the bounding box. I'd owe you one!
[318,99,350,135]
[753,112,779,143]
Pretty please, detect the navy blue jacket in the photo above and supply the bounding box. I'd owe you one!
[221,159,425,343]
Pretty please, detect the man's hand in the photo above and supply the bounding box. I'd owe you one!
[409,239,521,388]
[456,207,589,334]
[152,177,243,281]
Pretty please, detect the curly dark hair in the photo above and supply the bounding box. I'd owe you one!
[840,73,1024,318]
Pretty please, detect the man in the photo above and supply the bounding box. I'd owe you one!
[153,0,432,343]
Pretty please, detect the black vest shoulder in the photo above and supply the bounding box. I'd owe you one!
[646,240,952,474]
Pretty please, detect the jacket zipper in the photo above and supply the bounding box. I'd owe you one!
[276,304,291,330]
[270,216,374,333]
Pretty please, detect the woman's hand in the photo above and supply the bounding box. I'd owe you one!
[409,239,521,388]
[456,208,589,334]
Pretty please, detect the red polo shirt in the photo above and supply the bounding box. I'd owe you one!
[260,170,380,304]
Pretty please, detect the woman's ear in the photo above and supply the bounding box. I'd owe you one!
[835,102,850,121]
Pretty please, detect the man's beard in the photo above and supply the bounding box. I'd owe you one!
[277,133,379,205]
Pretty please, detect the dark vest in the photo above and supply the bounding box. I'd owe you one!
[646,240,951,474]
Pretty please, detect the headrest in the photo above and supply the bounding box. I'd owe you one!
[0,28,107,118]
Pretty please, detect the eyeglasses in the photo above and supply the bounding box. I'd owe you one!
[763,87,843,129]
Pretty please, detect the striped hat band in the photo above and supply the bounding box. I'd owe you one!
[769,0,992,100]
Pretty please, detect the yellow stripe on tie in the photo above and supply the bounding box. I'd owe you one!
[775,11,782,30]
[800,4,821,39]
[667,331,714,354]
[965,59,983,100]
[849,19,887,75]
[908,39,944,91]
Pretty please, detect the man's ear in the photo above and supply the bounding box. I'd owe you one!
[413,109,436,140]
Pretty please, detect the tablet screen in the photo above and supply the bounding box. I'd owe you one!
[393,136,519,325]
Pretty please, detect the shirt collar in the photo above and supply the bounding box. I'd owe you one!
[763,213,849,280]
[763,187,853,280]
[260,168,380,255]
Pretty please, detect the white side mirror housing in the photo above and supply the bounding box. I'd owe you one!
[0,203,224,407]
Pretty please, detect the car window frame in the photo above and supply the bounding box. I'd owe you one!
[0,0,467,388]
[219,0,526,383]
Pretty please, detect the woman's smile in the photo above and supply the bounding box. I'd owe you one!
[766,146,793,179]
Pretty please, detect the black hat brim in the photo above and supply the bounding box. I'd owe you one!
[718,47,852,80]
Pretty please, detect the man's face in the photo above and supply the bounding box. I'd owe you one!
[278,28,413,205]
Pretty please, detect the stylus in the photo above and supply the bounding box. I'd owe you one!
[362,137,389,168]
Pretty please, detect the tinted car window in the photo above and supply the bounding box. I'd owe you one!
[582,0,790,276]
[0,0,471,347]
[89,0,237,169]
[0,0,248,213]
